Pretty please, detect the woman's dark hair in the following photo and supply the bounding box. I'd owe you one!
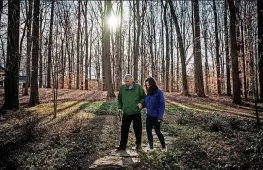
[144,77,158,95]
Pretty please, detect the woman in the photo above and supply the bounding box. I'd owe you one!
[144,77,166,152]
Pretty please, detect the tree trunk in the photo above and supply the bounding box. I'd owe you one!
[257,0,263,99]
[163,1,170,92]
[104,0,115,97]
[170,14,175,92]
[133,1,140,82]
[84,0,89,90]
[204,23,209,94]
[24,0,33,95]
[2,0,20,110]
[225,0,231,96]
[193,0,205,97]
[115,1,123,90]
[76,0,81,89]
[213,0,221,94]
[29,0,40,106]
[47,0,54,88]
[240,7,247,100]
[39,7,43,88]
[228,0,242,104]
[168,0,189,95]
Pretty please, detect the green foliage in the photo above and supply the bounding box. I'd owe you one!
[80,101,118,115]
[165,103,186,115]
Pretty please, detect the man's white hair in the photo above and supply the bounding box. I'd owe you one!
[124,74,134,81]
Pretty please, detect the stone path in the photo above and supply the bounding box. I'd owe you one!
[89,131,177,169]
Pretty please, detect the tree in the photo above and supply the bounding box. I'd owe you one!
[103,0,115,97]
[168,0,189,95]
[29,0,40,106]
[47,0,54,88]
[2,0,20,110]
[24,0,33,96]
[162,0,170,92]
[76,0,81,89]
[213,0,221,94]
[224,0,231,96]
[228,0,242,104]
[193,0,205,97]
[258,0,263,100]
[114,0,123,91]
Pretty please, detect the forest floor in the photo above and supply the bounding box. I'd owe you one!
[0,88,263,169]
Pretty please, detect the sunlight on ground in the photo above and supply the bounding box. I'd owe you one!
[166,100,262,119]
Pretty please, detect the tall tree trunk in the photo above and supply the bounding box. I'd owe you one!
[133,1,140,82]
[84,0,89,90]
[225,0,231,96]
[127,7,131,74]
[163,1,170,92]
[193,0,205,97]
[76,0,81,89]
[24,0,33,95]
[170,14,175,92]
[213,0,221,94]
[257,0,263,99]
[204,24,209,94]
[104,0,115,97]
[228,0,242,104]
[161,5,165,84]
[39,7,43,88]
[47,0,54,88]
[89,21,93,81]
[240,7,247,100]
[115,1,122,90]
[168,0,189,95]
[29,0,40,106]
[2,0,20,110]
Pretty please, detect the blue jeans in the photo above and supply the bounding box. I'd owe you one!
[146,116,165,149]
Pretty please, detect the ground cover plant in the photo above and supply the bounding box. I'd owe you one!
[0,89,262,169]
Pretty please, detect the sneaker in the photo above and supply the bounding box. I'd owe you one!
[115,146,126,151]
[161,147,167,152]
[149,148,155,152]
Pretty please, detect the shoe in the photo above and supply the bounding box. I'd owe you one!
[115,146,126,151]
[161,147,167,152]
[149,148,155,152]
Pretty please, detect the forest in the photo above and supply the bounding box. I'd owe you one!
[0,0,263,169]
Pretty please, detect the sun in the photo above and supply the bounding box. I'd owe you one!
[107,14,118,30]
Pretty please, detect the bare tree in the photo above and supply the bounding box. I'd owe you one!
[24,0,33,96]
[224,0,231,96]
[29,0,40,106]
[47,0,54,88]
[103,0,115,97]
[193,0,205,97]
[213,0,221,94]
[2,0,20,110]
[228,0,241,104]
[168,0,189,95]
[258,0,263,100]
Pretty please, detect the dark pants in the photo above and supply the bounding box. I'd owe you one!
[146,116,165,149]
[119,113,142,148]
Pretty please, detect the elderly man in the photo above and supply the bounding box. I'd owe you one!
[116,74,145,150]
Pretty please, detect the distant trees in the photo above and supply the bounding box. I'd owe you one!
[2,0,263,110]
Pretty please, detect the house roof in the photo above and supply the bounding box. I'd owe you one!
[19,76,27,81]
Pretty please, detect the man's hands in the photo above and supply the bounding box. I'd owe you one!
[137,103,143,109]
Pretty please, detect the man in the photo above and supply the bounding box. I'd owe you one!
[116,74,145,150]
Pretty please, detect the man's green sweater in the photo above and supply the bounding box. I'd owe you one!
[118,83,145,115]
